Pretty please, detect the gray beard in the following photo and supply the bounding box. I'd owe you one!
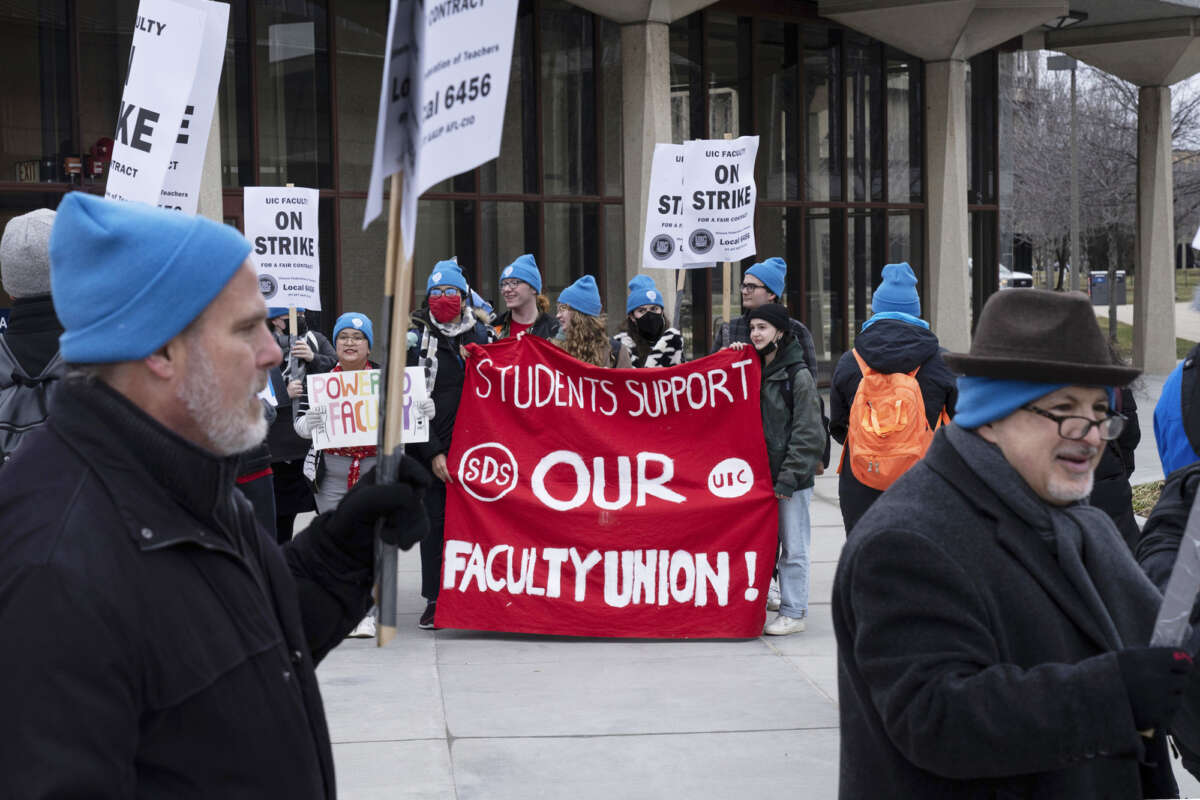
[176,343,267,457]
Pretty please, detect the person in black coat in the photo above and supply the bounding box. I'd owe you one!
[0,194,429,797]
[830,263,956,533]
[408,260,495,629]
[834,290,1189,799]
[1090,384,1141,550]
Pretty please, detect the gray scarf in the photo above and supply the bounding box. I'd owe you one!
[944,423,1159,650]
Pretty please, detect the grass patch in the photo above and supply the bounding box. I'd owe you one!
[1132,480,1164,516]
[1107,319,1195,361]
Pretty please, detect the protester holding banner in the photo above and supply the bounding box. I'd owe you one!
[611,275,684,369]
[730,303,823,635]
[556,275,632,368]
[407,260,494,629]
[493,254,560,339]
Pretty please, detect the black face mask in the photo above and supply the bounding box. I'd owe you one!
[635,311,665,340]
[757,339,778,360]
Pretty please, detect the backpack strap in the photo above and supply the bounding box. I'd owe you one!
[851,348,872,377]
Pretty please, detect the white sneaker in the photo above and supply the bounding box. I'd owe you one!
[349,613,376,639]
[764,615,806,636]
[766,578,781,612]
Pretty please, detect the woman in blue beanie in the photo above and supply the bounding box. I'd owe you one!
[555,275,632,368]
[611,275,684,368]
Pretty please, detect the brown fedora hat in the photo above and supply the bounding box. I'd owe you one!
[942,289,1141,386]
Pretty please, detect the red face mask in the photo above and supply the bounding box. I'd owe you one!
[429,294,462,323]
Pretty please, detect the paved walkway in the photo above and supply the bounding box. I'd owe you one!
[316,431,1200,798]
[1093,302,1200,342]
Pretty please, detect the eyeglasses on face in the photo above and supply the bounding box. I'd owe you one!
[428,287,461,298]
[500,279,526,291]
[740,282,766,292]
[1021,405,1126,441]
[336,332,368,344]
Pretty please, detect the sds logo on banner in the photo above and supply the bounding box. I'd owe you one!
[459,442,519,502]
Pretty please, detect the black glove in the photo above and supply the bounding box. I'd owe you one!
[1117,647,1194,729]
[327,454,432,555]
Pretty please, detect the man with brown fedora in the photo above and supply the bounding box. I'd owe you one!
[832,289,1192,798]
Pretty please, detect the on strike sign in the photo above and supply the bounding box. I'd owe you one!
[681,136,760,264]
[244,186,321,310]
[436,336,778,638]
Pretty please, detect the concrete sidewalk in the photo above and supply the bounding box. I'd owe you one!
[1093,301,1200,343]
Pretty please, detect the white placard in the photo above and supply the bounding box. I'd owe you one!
[105,0,206,206]
[244,186,322,310]
[642,143,714,270]
[680,136,760,264]
[363,0,519,259]
[157,0,228,213]
[1192,219,1200,252]
[305,368,429,450]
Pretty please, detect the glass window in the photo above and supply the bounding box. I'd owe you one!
[968,51,997,205]
[758,21,800,201]
[541,0,595,196]
[0,1,72,184]
[338,197,386,324]
[599,19,622,198]
[705,13,752,138]
[850,209,883,340]
[846,39,883,202]
[603,205,625,325]
[78,0,137,178]
[804,27,841,202]
[480,0,536,195]
[886,53,922,203]
[806,209,846,378]
[413,199,477,291]
[218,6,253,188]
[479,201,539,306]
[334,0,388,193]
[971,210,997,329]
[255,0,333,188]
[543,202,598,300]
[669,15,703,144]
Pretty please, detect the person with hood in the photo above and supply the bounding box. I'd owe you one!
[829,262,956,533]
[834,289,1189,799]
[0,193,430,796]
[0,208,65,467]
[493,254,559,339]
[729,303,824,636]
[408,260,494,630]
[556,275,632,368]
[611,275,684,368]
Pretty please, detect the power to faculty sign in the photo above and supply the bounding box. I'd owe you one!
[436,336,778,638]
[244,186,321,310]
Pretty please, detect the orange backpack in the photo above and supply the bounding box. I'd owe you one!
[837,349,947,491]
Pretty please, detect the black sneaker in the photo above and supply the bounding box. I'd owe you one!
[418,601,437,630]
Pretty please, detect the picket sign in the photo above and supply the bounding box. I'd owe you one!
[304,368,429,451]
[244,185,321,311]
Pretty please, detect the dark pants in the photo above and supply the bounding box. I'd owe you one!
[419,480,447,601]
[276,514,297,544]
[237,474,276,541]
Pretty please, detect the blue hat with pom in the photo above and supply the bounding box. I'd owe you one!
[558,275,602,317]
[499,254,542,293]
[745,256,786,298]
[626,275,665,315]
[872,262,921,317]
[50,192,251,363]
[333,311,373,349]
[427,259,469,294]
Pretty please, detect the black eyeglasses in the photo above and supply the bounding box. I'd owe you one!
[740,282,766,292]
[429,287,460,298]
[1021,405,1126,441]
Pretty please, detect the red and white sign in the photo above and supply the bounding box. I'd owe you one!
[436,336,777,638]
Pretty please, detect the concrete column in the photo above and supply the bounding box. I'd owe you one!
[923,60,971,353]
[620,21,672,318]
[196,106,223,224]
[1134,85,1176,374]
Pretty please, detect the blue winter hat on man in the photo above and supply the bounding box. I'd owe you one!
[500,254,542,293]
[427,259,469,294]
[745,256,787,299]
[333,312,374,349]
[626,275,665,315]
[872,262,921,317]
[50,192,251,364]
[558,275,602,317]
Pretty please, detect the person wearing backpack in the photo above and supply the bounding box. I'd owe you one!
[730,303,824,636]
[830,262,956,534]
[0,208,65,468]
[1153,294,1200,474]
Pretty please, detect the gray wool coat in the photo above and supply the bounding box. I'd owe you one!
[833,430,1175,799]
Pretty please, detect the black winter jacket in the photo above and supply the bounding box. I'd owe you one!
[1091,386,1141,550]
[3,294,62,376]
[829,319,957,533]
[834,429,1175,799]
[0,377,375,798]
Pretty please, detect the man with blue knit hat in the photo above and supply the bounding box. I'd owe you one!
[833,288,1190,798]
[711,256,817,380]
[612,274,684,368]
[0,192,431,797]
[494,253,559,339]
[829,262,957,532]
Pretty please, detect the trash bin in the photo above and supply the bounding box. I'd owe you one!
[1089,271,1127,305]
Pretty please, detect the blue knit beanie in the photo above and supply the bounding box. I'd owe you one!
[333,311,373,349]
[872,262,921,317]
[558,275,602,317]
[746,257,787,299]
[50,192,251,363]
[500,254,542,293]
[267,306,306,319]
[626,275,665,315]
[955,377,1115,429]
[427,259,468,293]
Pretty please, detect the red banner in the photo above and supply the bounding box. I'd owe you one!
[435,335,777,638]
